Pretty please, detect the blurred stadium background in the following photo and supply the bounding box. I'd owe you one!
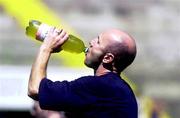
[0,0,180,118]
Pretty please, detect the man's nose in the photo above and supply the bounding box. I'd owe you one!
[89,41,93,47]
[89,39,95,47]
[89,41,92,47]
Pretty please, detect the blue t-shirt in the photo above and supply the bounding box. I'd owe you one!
[39,72,138,118]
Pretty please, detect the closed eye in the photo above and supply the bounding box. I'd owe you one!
[97,36,100,44]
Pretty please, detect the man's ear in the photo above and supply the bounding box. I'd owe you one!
[103,53,114,64]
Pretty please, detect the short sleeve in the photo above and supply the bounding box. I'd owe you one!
[38,77,97,111]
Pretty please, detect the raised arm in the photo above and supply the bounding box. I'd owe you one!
[28,28,69,100]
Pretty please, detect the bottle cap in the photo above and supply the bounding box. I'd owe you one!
[84,47,89,53]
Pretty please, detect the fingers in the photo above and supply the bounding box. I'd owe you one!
[48,27,56,35]
[43,28,69,53]
[56,33,69,47]
[53,28,67,38]
[47,28,68,44]
[52,28,69,52]
[54,28,62,36]
[47,27,62,37]
[53,32,68,49]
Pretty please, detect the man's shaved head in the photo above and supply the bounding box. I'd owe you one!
[101,29,137,72]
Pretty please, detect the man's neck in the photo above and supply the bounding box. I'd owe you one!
[94,69,111,76]
[94,64,118,76]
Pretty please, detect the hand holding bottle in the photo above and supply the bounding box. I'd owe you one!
[26,20,88,53]
[41,28,69,53]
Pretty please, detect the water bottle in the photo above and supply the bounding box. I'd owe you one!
[26,20,87,53]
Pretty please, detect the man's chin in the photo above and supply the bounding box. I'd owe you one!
[84,61,99,70]
[84,60,93,68]
[84,61,91,68]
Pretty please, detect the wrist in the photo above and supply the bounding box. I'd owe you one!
[40,44,52,53]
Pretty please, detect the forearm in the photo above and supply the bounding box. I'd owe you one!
[28,28,68,100]
[28,44,51,100]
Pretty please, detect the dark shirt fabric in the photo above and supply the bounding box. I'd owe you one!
[39,72,138,118]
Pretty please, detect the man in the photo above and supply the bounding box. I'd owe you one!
[28,28,138,118]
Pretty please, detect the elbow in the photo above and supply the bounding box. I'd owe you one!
[28,87,39,100]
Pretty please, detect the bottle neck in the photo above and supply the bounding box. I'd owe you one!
[84,47,89,53]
